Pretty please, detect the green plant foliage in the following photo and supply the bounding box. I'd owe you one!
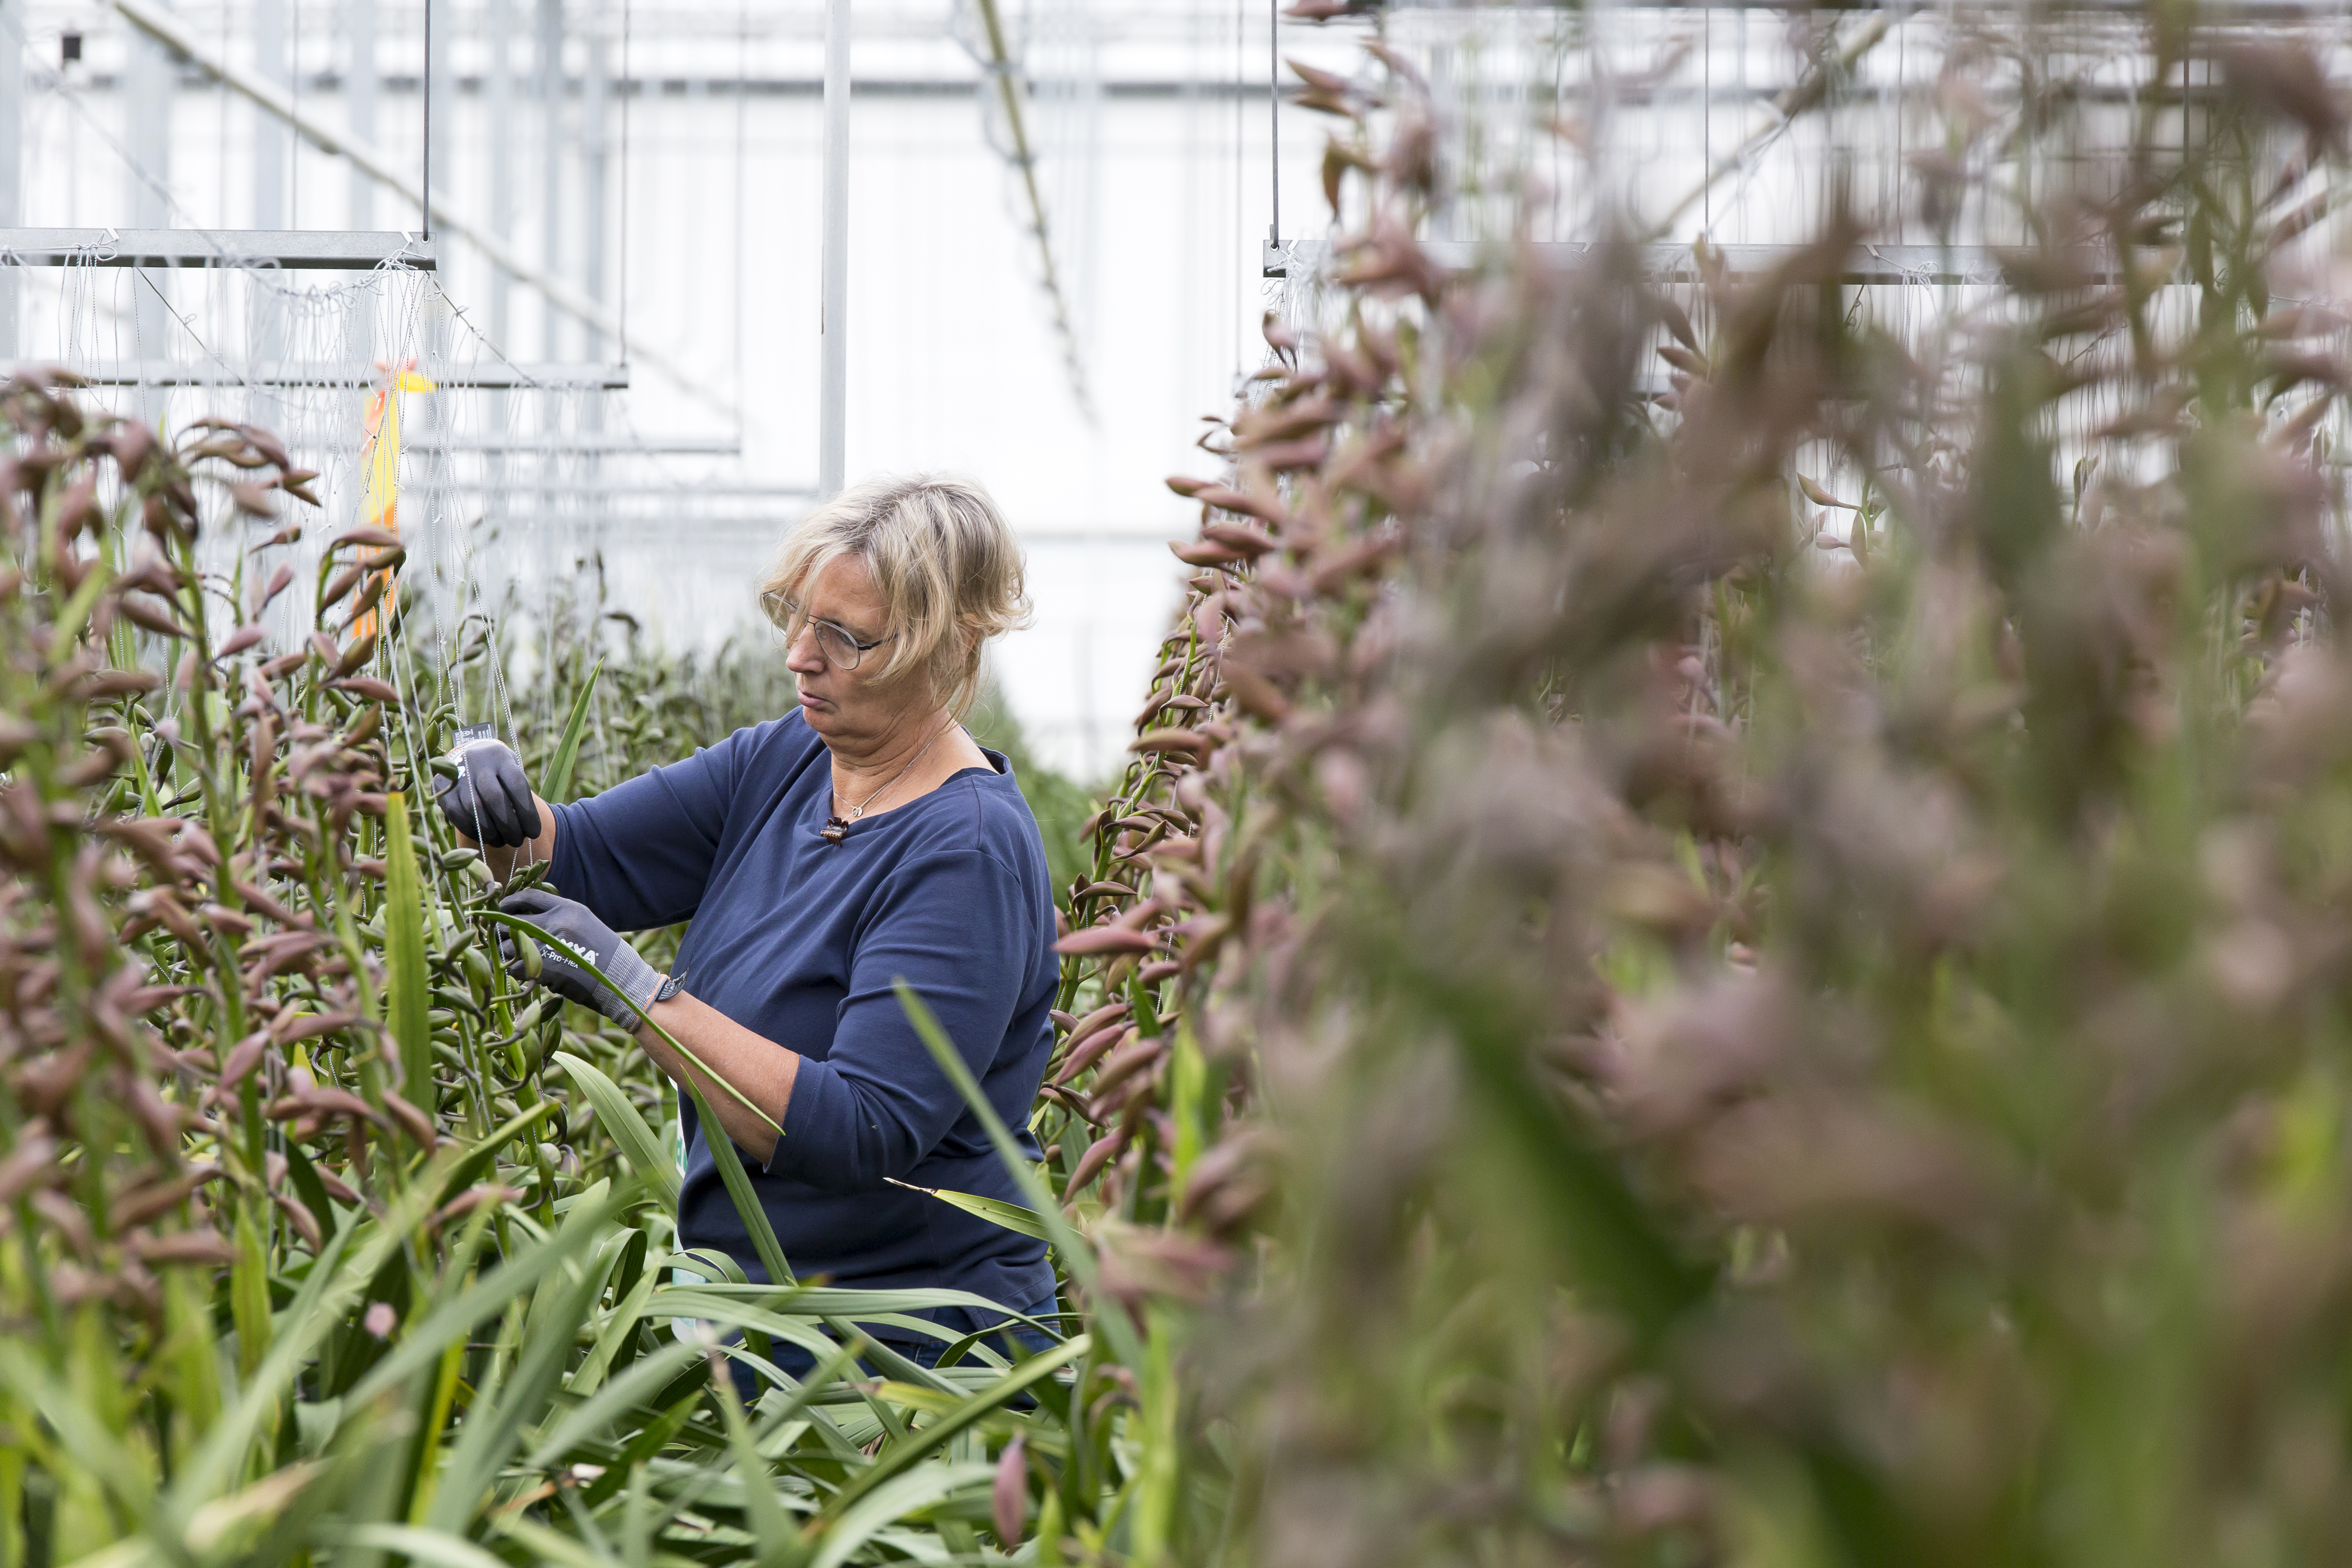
[0,380,1167,1567]
[1027,17,2352,1567]
[20,9,2352,1567]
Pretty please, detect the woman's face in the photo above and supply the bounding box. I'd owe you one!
[783,554,932,750]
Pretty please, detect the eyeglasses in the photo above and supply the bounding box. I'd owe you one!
[764,592,897,670]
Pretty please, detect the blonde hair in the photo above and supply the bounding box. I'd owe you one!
[760,474,1031,718]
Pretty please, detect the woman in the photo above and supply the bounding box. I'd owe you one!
[436,474,1059,1369]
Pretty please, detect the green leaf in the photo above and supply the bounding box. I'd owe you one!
[664,1284,1055,1325]
[545,656,604,802]
[343,1184,632,1410]
[570,1245,666,1396]
[0,1343,155,1526]
[336,1523,513,1568]
[711,1360,800,1567]
[47,555,112,659]
[556,1050,681,1209]
[231,1205,272,1379]
[893,982,1139,1366]
[162,1180,436,1527]
[808,1463,998,1568]
[490,1514,626,1568]
[425,1257,609,1534]
[433,1099,559,1207]
[884,1177,1051,1242]
[523,1336,707,1469]
[282,1138,338,1246]
[382,791,433,1103]
[639,1292,841,1362]
[824,1335,1088,1519]
[685,1077,797,1290]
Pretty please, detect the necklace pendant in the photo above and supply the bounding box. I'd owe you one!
[822,815,849,846]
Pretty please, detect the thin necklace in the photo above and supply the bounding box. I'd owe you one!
[823,718,953,845]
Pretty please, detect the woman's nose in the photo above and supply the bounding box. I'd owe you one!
[785,626,826,673]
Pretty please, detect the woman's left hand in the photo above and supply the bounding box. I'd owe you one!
[499,887,664,1026]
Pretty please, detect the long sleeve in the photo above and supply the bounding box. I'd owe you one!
[766,847,1038,1192]
[546,727,748,931]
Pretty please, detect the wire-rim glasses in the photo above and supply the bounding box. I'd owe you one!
[765,592,897,670]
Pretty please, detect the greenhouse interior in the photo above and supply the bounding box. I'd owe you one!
[5,0,2352,1563]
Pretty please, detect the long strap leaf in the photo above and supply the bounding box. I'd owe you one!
[685,1075,797,1290]
[344,1183,634,1409]
[884,1176,1051,1241]
[483,907,794,1286]
[381,791,434,1104]
[555,1049,682,1209]
[893,981,1139,1366]
[523,1334,707,1470]
[808,1463,998,1568]
[425,1257,610,1535]
[543,656,603,803]
[823,1335,1086,1519]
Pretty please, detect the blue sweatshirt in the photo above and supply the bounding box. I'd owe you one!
[546,712,1058,1323]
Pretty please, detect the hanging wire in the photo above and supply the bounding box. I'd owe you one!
[619,0,631,372]
[292,0,300,231]
[733,0,748,418]
[422,0,433,236]
[1269,0,1278,255]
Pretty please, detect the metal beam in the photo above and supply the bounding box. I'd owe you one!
[487,0,516,349]
[347,0,377,229]
[403,433,739,454]
[818,0,848,498]
[457,481,811,497]
[102,0,733,421]
[1,360,627,388]
[1421,241,2122,286]
[0,0,20,356]
[536,0,564,360]
[0,228,437,270]
[125,0,171,423]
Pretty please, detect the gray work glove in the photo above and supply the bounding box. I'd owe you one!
[499,887,661,1027]
[434,739,542,849]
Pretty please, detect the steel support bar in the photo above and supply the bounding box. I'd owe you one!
[487,510,808,527]
[0,228,437,270]
[402,433,739,454]
[1,360,627,388]
[450,481,811,497]
[102,0,731,420]
[817,0,849,498]
[1423,241,2122,286]
[0,0,19,356]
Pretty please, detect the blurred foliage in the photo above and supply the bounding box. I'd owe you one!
[0,385,1148,1568]
[18,6,2352,1568]
[1032,11,2352,1567]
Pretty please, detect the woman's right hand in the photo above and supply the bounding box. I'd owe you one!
[434,739,543,848]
